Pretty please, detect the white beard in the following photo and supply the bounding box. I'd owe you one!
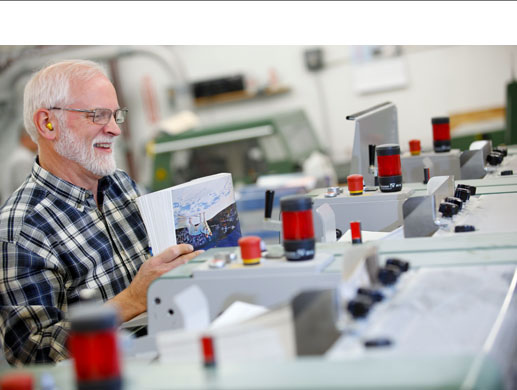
[54,126,117,177]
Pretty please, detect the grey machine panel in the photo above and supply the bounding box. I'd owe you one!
[311,187,414,235]
[147,250,341,335]
[401,149,462,183]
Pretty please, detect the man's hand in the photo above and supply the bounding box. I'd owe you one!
[108,244,203,322]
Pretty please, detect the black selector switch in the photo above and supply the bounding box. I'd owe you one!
[492,150,504,159]
[439,201,458,217]
[364,338,393,348]
[454,188,470,202]
[486,152,504,166]
[264,190,275,219]
[445,197,463,211]
[386,258,410,272]
[456,184,476,196]
[454,225,476,233]
[501,170,514,176]
[378,265,401,286]
[347,296,374,319]
[357,287,384,303]
[493,146,508,157]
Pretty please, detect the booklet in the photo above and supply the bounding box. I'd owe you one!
[136,173,242,254]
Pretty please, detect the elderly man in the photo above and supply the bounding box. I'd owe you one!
[0,60,203,365]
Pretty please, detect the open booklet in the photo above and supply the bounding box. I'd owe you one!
[136,173,242,254]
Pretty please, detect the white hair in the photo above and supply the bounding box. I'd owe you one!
[23,59,108,141]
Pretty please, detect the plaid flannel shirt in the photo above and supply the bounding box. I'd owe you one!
[0,160,150,365]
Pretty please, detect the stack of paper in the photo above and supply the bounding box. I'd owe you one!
[136,173,242,254]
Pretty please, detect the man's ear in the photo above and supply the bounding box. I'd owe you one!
[34,109,57,140]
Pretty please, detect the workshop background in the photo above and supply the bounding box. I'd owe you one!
[0,45,514,194]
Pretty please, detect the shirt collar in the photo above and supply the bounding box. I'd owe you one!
[31,158,107,211]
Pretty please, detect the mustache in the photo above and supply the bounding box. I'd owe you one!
[92,136,117,146]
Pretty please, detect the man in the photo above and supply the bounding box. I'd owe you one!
[0,60,203,365]
[0,129,38,204]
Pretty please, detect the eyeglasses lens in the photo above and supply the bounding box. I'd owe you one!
[92,108,127,124]
[94,109,113,125]
[115,109,127,124]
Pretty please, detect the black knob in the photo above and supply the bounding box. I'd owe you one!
[378,265,401,286]
[357,287,384,303]
[364,338,393,348]
[493,147,508,157]
[444,196,463,211]
[439,201,459,217]
[487,152,504,166]
[386,258,410,272]
[336,229,343,240]
[368,144,376,167]
[501,170,514,176]
[347,296,374,319]
[456,184,476,196]
[454,188,470,202]
[454,225,476,233]
[265,190,275,219]
[423,167,430,184]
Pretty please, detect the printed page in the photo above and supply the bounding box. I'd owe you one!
[136,172,241,255]
[171,173,242,250]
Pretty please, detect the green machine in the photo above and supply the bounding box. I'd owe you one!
[506,80,517,145]
[451,80,517,151]
[148,110,322,191]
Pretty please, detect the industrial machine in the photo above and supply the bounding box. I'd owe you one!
[14,227,517,390]
[148,110,323,190]
[307,103,408,238]
[308,104,510,241]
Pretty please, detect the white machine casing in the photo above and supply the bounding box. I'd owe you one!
[311,187,414,238]
[401,149,462,183]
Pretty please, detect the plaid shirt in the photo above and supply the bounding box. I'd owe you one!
[0,160,150,365]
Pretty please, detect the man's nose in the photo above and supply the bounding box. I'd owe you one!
[104,115,122,136]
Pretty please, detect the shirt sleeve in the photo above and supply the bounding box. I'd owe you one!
[0,241,70,365]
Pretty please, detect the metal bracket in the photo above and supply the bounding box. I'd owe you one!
[460,149,486,179]
[403,175,454,237]
[426,176,455,214]
[469,139,492,161]
[347,102,399,187]
[314,203,337,243]
[403,195,438,238]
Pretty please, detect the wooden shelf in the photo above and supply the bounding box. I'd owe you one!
[194,86,290,108]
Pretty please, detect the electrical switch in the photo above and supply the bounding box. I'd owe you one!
[386,258,410,272]
[439,201,459,217]
[444,197,463,211]
[454,188,470,202]
[347,296,374,319]
[454,225,476,233]
[377,265,401,286]
[357,287,384,303]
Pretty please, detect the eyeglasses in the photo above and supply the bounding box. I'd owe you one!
[49,107,128,125]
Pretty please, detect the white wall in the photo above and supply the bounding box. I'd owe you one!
[172,45,517,166]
